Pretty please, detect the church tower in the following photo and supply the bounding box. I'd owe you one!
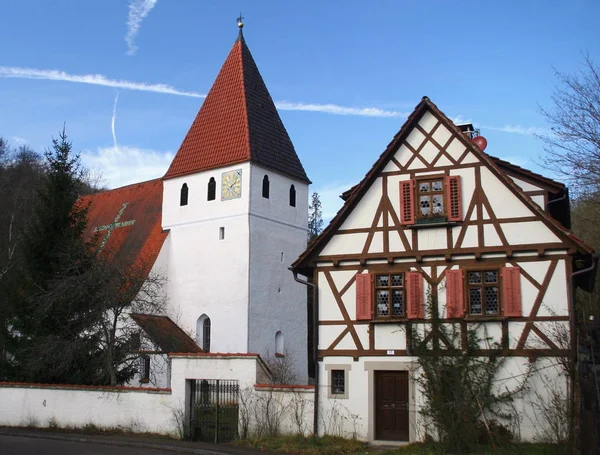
[161,22,310,382]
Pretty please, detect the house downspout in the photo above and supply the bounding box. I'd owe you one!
[290,268,319,437]
[570,253,599,451]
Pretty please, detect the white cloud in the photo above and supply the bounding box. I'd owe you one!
[0,67,205,98]
[11,136,28,145]
[111,93,119,150]
[81,145,173,189]
[276,101,407,118]
[125,0,158,56]
[478,124,551,137]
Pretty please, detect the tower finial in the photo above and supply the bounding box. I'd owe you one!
[237,13,244,29]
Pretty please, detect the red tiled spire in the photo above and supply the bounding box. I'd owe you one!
[164,34,309,183]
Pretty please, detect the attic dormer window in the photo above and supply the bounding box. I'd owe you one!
[262,175,270,199]
[289,185,296,207]
[180,183,189,206]
[399,176,462,225]
[207,177,216,201]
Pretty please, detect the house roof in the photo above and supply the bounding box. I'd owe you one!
[130,313,202,353]
[163,32,309,183]
[79,178,168,277]
[292,96,593,275]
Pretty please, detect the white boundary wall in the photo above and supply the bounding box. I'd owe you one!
[0,354,315,437]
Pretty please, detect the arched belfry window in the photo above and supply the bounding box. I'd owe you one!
[289,185,296,207]
[262,175,270,199]
[207,177,216,201]
[275,331,284,356]
[180,183,189,206]
[196,314,211,352]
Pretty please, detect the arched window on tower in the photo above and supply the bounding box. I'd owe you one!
[180,183,189,206]
[196,314,211,352]
[289,185,296,207]
[207,177,216,201]
[275,331,284,356]
[262,175,270,199]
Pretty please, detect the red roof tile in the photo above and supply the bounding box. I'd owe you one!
[79,179,167,277]
[164,34,309,183]
[130,314,202,353]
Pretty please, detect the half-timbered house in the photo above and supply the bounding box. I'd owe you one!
[292,96,596,443]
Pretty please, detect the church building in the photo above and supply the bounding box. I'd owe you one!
[80,23,310,386]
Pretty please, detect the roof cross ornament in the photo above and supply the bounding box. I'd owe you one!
[93,202,136,251]
[237,13,244,28]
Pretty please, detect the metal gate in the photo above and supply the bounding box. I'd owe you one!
[189,379,239,442]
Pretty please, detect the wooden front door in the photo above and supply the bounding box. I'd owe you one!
[375,371,409,441]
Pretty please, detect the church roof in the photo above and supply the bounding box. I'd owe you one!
[164,33,309,183]
[79,178,168,277]
[130,313,202,353]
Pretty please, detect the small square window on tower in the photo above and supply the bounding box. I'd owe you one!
[219,227,225,240]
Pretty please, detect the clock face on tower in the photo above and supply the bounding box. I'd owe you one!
[221,169,242,200]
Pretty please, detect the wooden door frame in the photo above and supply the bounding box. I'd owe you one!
[365,361,417,443]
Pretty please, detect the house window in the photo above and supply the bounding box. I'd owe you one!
[203,317,211,353]
[180,183,189,206]
[467,270,500,315]
[207,177,216,201]
[262,175,270,199]
[400,176,462,225]
[417,178,445,221]
[331,370,345,395]
[141,356,150,383]
[375,273,404,317]
[289,185,296,207]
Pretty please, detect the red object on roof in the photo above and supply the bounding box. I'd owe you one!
[79,179,167,277]
[472,135,487,151]
[164,34,309,183]
[130,313,202,353]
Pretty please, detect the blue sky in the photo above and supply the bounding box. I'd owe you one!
[1,1,598,220]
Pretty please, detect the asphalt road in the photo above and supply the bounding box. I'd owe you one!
[0,434,235,455]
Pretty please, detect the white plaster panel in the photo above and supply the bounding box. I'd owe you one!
[319,325,345,350]
[376,213,383,227]
[460,225,478,248]
[383,158,401,172]
[389,229,409,252]
[336,331,358,350]
[320,233,369,256]
[538,259,568,316]
[519,260,550,287]
[453,167,475,218]
[501,221,561,245]
[509,322,526,349]
[406,128,426,149]
[354,324,369,349]
[331,270,359,294]
[520,277,538,317]
[432,124,452,147]
[374,324,407,350]
[510,176,543,192]
[393,144,413,167]
[339,179,383,230]
[368,231,384,253]
[483,224,503,247]
[318,272,344,321]
[530,195,545,209]
[407,158,427,170]
[418,110,438,133]
[417,226,447,250]
[481,205,489,220]
[446,137,467,161]
[435,155,453,167]
[419,140,439,164]
[480,167,534,218]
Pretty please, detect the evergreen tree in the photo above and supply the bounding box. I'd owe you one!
[6,129,104,384]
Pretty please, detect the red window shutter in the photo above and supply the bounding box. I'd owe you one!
[356,273,373,320]
[406,271,424,319]
[399,180,415,225]
[445,175,463,222]
[445,269,464,318]
[502,267,522,317]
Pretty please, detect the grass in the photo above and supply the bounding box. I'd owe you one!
[234,435,569,454]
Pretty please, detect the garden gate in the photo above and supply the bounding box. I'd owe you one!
[189,379,239,442]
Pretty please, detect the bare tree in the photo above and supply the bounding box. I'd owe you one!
[539,55,600,196]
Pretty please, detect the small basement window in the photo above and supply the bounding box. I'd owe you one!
[331,370,345,395]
